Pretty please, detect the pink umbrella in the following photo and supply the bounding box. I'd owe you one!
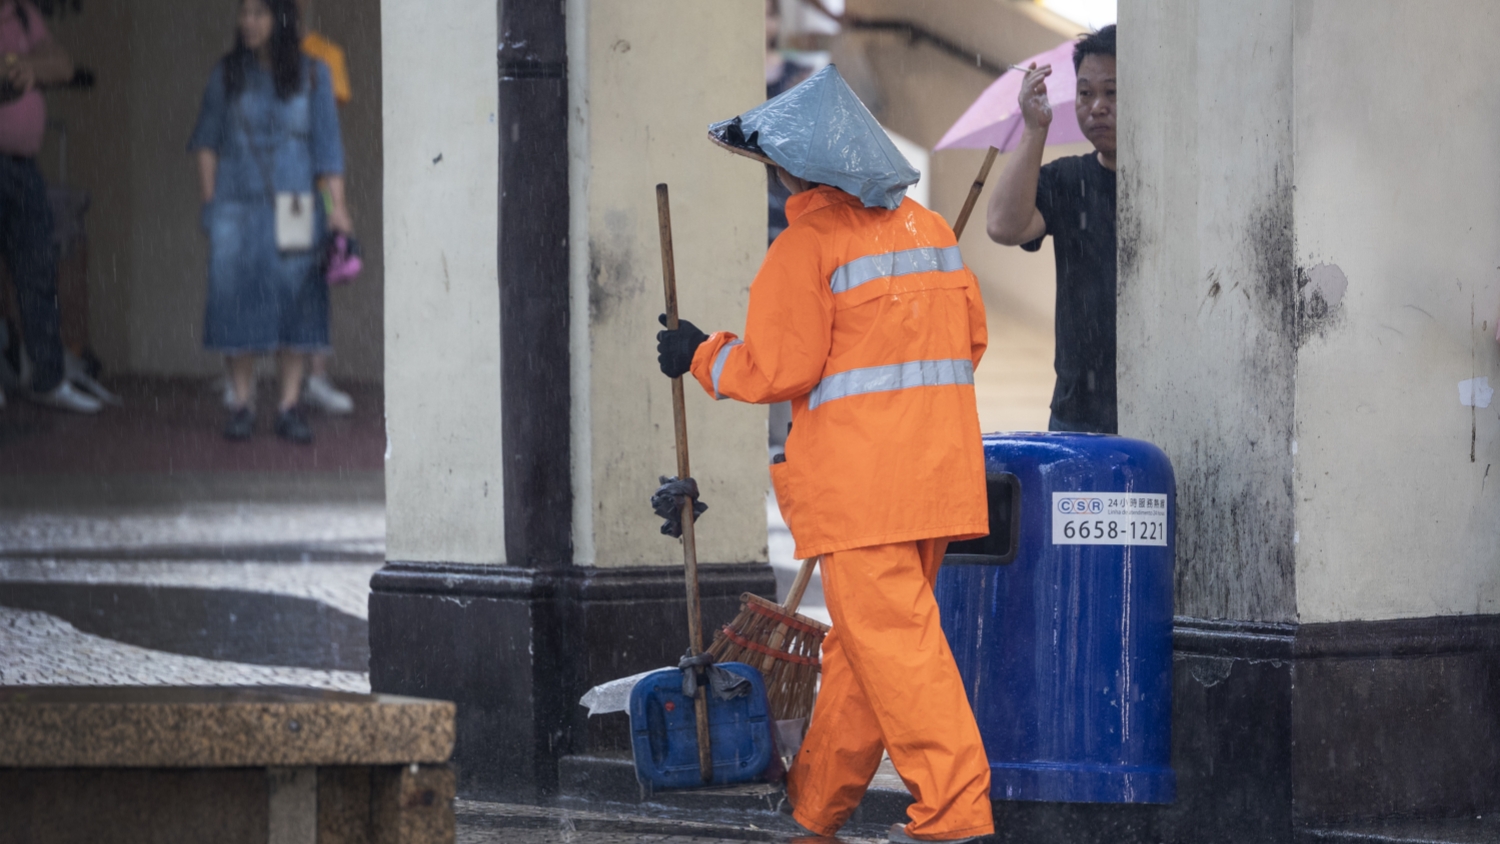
[935,40,1085,152]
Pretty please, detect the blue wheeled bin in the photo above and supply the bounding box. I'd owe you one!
[935,432,1176,804]
[628,661,775,795]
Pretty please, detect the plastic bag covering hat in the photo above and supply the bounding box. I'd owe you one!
[708,64,919,210]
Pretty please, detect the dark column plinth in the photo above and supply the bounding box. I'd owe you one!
[1290,615,1500,823]
[973,614,1500,844]
[368,561,777,802]
[1157,618,1296,844]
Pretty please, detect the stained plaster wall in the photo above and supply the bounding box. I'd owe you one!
[381,0,503,563]
[567,0,769,568]
[1291,0,1500,622]
[40,0,384,381]
[1120,0,1500,624]
[1117,0,1298,622]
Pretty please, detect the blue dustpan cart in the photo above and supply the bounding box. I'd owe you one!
[936,432,1177,804]
[629,662,776,795]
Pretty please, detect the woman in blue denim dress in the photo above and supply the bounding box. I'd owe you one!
[188,0,349,443]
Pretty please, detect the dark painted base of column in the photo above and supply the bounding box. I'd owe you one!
[1291,614,1500,823]
[367,561,776,803]
[1013,614,1500,844]
[988,614,1500,844]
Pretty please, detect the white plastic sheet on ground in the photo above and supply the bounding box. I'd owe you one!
[579,668,669,716]
[775,718,807,759]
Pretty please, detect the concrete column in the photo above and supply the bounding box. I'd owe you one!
[568,0,768,569]
[1118,0,1298,623]
[371,0,773,801]
[380,0,503,565]
[1116,1,1500,838]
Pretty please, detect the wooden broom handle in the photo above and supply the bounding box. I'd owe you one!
[782,556,819,615]
[657,182,714,784]
[759,556,820,674]
[952,146,999,240]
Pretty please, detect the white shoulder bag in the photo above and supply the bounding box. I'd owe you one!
[236,99,316,253]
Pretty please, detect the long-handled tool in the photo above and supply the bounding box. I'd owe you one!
[709,556,828,723]
[951,145,999,240]
[655,182,714,784]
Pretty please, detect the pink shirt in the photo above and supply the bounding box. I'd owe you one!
[0,1,48,157]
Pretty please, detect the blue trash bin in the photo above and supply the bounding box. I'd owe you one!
[935,432,1176,804]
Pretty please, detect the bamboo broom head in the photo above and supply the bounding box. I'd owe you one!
[708,592,829,722]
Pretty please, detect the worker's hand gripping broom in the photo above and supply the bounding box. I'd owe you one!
[655,183,715,784]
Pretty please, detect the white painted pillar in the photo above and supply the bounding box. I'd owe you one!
[381,0,504,564]
[568,0,769,569]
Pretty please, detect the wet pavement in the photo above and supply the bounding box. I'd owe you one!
[0,499,385,559]
[0,604,369,690]
[0,558,379,618]
[455,800,884,843]
[0,485,383,689]
[0,376,385,476]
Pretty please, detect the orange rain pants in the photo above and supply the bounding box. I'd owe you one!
[787,539,993,840]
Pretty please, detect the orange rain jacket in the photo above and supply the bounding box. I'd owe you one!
[690,185,989,558]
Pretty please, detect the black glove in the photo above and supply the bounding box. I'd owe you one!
[656,314,708,379]
[652,475,708,538]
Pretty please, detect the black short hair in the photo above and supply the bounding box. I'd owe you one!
[1073,24,1116,72]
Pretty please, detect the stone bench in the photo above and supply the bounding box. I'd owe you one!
[0,686,455,844]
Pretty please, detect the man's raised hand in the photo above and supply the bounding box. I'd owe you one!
[1019,63,1053,132]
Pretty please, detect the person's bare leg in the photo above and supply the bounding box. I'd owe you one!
[228,354,256,409]
[277,350,306,411]
[311,352,329,378]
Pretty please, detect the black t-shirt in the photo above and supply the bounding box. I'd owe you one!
[1022,153,1117,433]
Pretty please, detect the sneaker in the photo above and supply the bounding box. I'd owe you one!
[303,374,353,414]
[888,823,984,844]
[220,377,255,411]
[64,352,122,406]
[31,381,102,414]
[224,406,255,441]
[275,407,314,444]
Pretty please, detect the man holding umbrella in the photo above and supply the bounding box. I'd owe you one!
[655,65,993,843]
[987,25,1118,434]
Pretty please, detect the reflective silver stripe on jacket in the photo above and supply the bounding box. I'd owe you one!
[829,245,965,295]
[711,340,743,399]
[807,358,974,411]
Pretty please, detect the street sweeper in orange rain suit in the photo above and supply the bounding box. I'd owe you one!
[657,180,995,840]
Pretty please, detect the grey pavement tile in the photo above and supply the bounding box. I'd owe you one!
[0,502,385,555]
[0,606,369,692]
[0,559,380,619]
